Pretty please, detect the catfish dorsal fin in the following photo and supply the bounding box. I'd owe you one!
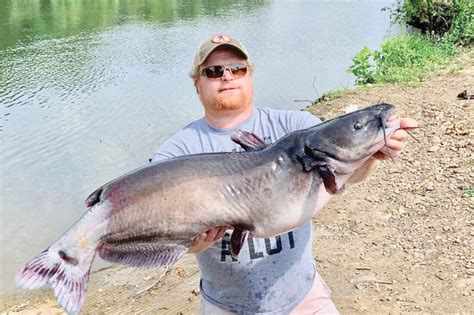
[85,187,102,207]
[231,130,268,151]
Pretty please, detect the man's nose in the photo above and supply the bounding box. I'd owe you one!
[221,68,234,81]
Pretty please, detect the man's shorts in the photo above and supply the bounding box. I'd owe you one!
[199,271,339,314]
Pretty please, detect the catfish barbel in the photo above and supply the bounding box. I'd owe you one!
[16,103,403,313]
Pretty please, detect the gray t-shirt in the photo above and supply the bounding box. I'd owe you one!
[152,107,321,314]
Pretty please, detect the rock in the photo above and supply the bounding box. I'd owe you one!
[365,196,376,202]
[432,136,441,144]
[425,182,434,191]
[352,274,377,285]
[398,206,407,215]
[314,227,332,237]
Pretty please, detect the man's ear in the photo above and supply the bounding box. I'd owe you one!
[194,80,200,94]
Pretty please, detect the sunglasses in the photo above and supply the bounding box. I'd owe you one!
[200,63,248,79]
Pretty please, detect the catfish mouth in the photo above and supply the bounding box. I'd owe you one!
[305,147,360,176]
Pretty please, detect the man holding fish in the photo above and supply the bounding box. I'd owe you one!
[152,34,418,314]
[15,33,419,314]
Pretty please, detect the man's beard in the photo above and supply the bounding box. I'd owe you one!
[201,91,252,112]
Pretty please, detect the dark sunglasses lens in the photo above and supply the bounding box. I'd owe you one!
[230,64,247,77]
[204,66,225,78]
[202,64,248,79]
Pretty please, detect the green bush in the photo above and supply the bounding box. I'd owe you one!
[442,0,474,46]
[348,34,455,85]
[349,0,472,85]
[389,0,474,45]
[348,47,376,85]
[375,35,454,82]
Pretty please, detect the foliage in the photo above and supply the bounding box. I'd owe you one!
[348,47,376,85]
[376,35,455,82]
[348,34,457,85]
[387,0,474,45]
[348,34,456,85]
[441,0,474,46]
[388,0,454,35]
[349,0,473,85]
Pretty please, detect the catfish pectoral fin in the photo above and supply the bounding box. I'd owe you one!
[316,165,338,194]
[295,153,321,172]
[98,242,189,267]
[230,228,249,257]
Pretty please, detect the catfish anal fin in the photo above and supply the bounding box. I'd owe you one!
[98,242,189,267]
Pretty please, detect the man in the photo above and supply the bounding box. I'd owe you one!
[152,34,417,314]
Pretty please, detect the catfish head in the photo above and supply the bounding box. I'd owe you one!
[301,103,397,193]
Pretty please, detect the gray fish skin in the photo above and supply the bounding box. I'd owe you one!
[15,103,397,313]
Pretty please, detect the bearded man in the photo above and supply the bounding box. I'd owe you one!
[152,34,417,314]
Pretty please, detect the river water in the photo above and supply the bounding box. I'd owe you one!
[0,0,397,293]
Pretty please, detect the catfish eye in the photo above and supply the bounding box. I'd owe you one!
[354,122,364,130]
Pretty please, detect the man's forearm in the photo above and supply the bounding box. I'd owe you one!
[346,157,380,184]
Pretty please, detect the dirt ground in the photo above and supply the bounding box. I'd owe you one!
[1,52,473,314]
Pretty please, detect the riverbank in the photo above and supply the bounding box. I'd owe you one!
[307,50,473,313]
[1,52,472,314]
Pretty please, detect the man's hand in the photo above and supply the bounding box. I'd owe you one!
[372,117,419,160]
[347,117,419,184]
[187,226,228,254]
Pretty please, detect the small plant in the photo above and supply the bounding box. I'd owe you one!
[347,47,376,85]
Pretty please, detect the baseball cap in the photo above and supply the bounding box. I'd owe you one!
[190,34,250,78]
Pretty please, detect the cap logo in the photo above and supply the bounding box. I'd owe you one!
[211,34,230,44]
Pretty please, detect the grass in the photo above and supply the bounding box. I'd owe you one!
[300,88,354,113]
[321,88,353,100]
[450,61,465,75]
[464,189,474,197]
[348,34,460,85]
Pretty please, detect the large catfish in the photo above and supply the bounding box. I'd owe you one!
[16,103,403,313]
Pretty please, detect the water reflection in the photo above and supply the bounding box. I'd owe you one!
[0,0,267,50]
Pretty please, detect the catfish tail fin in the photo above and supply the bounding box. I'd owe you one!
[15,246,94,314]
